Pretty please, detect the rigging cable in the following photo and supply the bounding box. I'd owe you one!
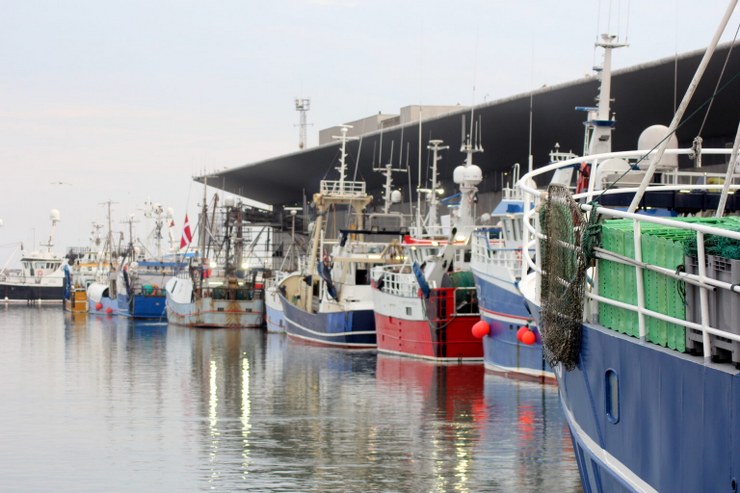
[697,23,740,138]
[592,67,740,202]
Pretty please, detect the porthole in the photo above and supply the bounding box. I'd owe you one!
[605,369,620,424]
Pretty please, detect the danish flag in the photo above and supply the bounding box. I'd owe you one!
[180,214,193,249]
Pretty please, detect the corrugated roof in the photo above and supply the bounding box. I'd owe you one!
[200,42,740,206]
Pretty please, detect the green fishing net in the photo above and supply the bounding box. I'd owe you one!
[539,184,588,371]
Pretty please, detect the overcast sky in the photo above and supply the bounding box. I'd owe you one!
[1,0,738,267]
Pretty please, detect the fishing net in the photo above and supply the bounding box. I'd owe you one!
[683,216,740,260]
[539,184,588,371]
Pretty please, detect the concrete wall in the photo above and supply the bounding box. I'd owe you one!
[318,105,464,145]
[399,105,463,125]
[319,114,397,145]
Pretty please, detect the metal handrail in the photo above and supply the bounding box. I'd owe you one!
[519,146,738,363]
[319,179,367,196]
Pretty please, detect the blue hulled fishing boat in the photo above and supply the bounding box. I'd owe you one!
[470,165,551,381]
[279,125,397,348]
[519,8,740,491]
[117,203,184,319]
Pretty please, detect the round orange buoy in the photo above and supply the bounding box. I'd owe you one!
[95,302,103,310]
[516,326,529,342]
[521,329,536,345]
[105,307,113,314]
[471,320,490,338]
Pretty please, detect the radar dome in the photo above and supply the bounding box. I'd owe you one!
[224,197,236,208]
[453,165,466,184]
[390,190,402,204]
[637,125,678,170]
[50,209,61,221]
[480,213,491,223]
[464,165,483,184]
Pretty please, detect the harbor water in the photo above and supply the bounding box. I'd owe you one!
[0,307,581,492]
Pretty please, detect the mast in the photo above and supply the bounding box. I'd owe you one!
[586,34,628,157]
[425,140,449,231]
[199,176,208,261]
[41,209,61,254]
[454,115,483,233]
[373,140,407,215]
[416,108,423,232]
[142,201,167,258]
[233,202,244,276]
[122,213,137,262]
[99,200,117,270]
[303,125,369,312]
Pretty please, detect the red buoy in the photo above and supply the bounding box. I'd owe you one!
[105,307,113,314]
[516,326,529,342]
[95,302,103,311]
[471,320,490,338]
[521,329,536,345]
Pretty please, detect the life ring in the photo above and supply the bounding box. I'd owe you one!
[36,269,45,277]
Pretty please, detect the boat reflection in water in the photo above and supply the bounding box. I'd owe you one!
[375,356,486,493]
[2,308,580,492]
[481,373,580,492]
[376,356,579,492]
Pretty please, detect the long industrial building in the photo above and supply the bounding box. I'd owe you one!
[201,42,739,217]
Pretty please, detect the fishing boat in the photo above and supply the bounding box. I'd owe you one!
[165,192,265,329]
[63,222,106,313]
[265,272,288,333]
[279,125,401,347]
[469,161,554,381]
[371,136,483,361]
[86,202,121,316]
[0,209,65,303]
[519,10,740,492]
[265,207,304,333]
[117,203,183,319]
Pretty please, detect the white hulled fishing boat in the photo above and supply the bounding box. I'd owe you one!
[1,210,65,303]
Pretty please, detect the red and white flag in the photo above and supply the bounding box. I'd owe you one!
[180,214,193,249]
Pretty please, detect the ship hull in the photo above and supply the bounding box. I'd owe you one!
[556,320,740,493]
[265,286,286,333]
[279,293,376,348]
[166,296,263,328]
[87,296,117,316]
[373,287,482,361]
[64,288,88,313]
[117,293,167,319]
[472,268,554,383]
[0,282,63,303]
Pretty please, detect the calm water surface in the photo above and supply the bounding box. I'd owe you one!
[0,307,580,492]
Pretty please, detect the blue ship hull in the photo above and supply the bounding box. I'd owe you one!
[87,296,117,316]
[473,271,553,382]
[279,293,376,348]
[558,321,740,493]
[265,301,285,333]
[117,293,167,319]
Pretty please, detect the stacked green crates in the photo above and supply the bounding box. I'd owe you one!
[598,216,737,351]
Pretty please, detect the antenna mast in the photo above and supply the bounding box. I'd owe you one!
[295,98,311,150]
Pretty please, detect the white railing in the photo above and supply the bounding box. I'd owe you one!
[372,265,418,298]
[471,229,527,276]
[320,179,367,197]
[407,224,450,239]
[519,147,740,364]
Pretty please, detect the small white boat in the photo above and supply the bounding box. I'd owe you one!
[1,210,65,304]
